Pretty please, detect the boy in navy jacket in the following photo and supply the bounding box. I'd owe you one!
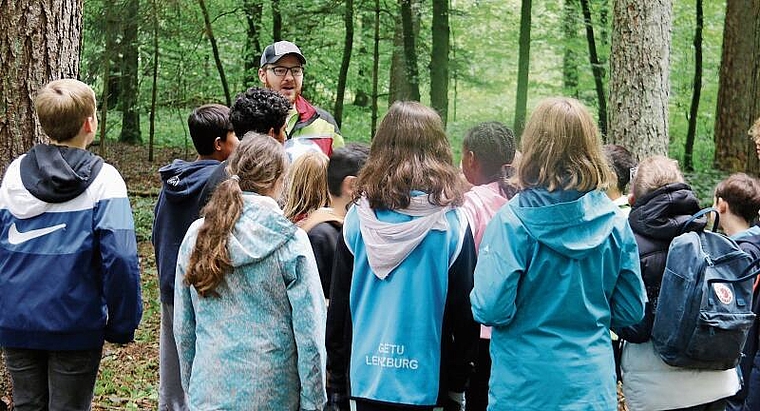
[152,104,238,410]
[0,79,142,409]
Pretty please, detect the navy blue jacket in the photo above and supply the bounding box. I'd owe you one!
[152,159,219,303]
[0,145,142,350]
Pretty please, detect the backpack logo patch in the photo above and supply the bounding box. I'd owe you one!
[713,283,734,305]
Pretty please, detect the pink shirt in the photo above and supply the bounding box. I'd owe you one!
[462,182,512,339]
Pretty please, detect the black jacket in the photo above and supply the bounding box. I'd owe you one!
[616,183,705,343]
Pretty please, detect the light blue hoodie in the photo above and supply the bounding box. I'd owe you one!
[470,188,646,411]
[174,194,327,410]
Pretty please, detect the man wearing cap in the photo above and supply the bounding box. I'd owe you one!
[259,40,345,156]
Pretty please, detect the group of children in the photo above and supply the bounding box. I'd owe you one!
[4,76,760,411]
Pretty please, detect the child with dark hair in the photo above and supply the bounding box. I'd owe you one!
[174,134,326,409]
[152,103,239,410]
[326,102,478,411]
[603,144,637,215]
[200,87,292,207]
[714,173,760,411]
[298,143,369,297]
[459,121,517,411]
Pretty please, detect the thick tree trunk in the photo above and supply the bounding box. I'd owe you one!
[334,0,354,128]
[119,0,141,144]
[608,0,672,160]
[0,1,82,401]
[684,0,703,172]
[514,0,532,137]
[243,0,264,87]
[580,0,608,137]
[430,0,450,126]
[199,0,232,106]
[713,0,760,173]
[0,0,82,173]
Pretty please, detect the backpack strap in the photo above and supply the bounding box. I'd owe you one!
[707,257,760,287]
[681,207,719,235]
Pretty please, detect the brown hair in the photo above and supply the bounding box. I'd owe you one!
[34,79,96,142]
[715,173,760,223]
[517,97,614,191]
[631,155,684,200]
[185,133,289,297]
[354,101,464,209]
[283,151,330,223]
[750,117,760,143]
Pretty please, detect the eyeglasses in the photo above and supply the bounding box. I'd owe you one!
[267,66,304,77]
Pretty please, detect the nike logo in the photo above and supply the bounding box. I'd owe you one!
[8,223,66,245]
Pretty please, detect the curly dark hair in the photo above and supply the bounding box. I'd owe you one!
[229,87,290,137]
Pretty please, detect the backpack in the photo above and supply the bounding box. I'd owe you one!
[651,208,760,370]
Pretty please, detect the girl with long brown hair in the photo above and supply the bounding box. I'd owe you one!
[326,101,479,411]
[174,133,326,410]
[470,97,646,410]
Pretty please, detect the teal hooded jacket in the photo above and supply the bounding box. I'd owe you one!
[470,188,646,410]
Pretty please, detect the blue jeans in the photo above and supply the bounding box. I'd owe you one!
[3,347,102,411]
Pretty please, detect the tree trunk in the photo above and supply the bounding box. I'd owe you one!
[684,0,703,172]
[389,1,420,104]
[198,0,232,106]
[563,0,580,98]
[580,0,608,137]
[430,0,450,125]
[400,0,421,102]
[713,0,760,173]
[514,0,532,137]
[243,0,264,88]
[119,0,141,144]
[272,0,282,42]
[334,0,354,128]
[0,0,82,401]
[0,0,82,173]
[371,0,380,137]
[149,0,160,163]
[100,0,117,157]
[608,0,672,160]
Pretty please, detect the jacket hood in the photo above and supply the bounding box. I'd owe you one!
[159,159,220,203]
[19,144,104,203]
[628,183,705,240]
[510,188,618,259]
[226,194,297,267]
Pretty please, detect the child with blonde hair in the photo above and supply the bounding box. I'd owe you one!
[326,101,478,411]
[617,155,740,410]
[470,97,646,410]
[174,133,326,410]
[0,79,142,409]
[283,150,330,224]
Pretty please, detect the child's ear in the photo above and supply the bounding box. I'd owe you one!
[342,175,358,196]
[83,116,96,133]
[213,137,223,151]
[715,197,728,214]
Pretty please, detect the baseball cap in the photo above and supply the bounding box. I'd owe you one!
[260,41,306,67]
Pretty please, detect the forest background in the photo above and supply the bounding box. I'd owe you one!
[1,0,760,408]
